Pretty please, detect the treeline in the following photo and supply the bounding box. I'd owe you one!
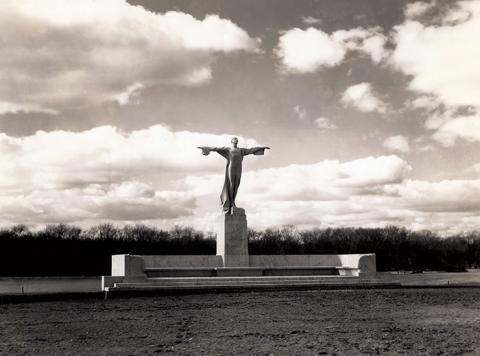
[1,224,479,276]
[0,224,215,277]
[248,226,480,272]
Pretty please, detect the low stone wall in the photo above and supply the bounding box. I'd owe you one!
[110,253,376,277]
[112,255,223,277]
[376,271,480,286]
[142,255,223,269]
[250,254,373,268]
[0,277,100,295]
[250,254,376,277]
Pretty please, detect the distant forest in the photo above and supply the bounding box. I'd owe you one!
[1,224,479,276]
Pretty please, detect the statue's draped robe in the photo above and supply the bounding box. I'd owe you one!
[213,147,267,211]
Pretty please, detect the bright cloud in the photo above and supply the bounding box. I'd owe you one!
[404,1,436,19]
[314,117,337,130]
[383,135,411,154]
[0,125,259,225]
[392,1,480,108]
[0,101,58,115]
[301,16,321,25]
[185,156,413,230]
[187,155,411,203]
[406,95,442,112]
[432,115,480,146]
[276,26,387,73]
[241,177,480,233]
[332,27,388,63]
[393,1,480,146]
[114,83,145,106]
[276,28,346,73]
[0,0,259,113]
[388,179,480,214]
[341,82,387,113]
[0,124,259,193]
[0,183,195,224]
[1,124,479,234]
[185,154,480,233]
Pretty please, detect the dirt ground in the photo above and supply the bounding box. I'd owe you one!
[1,289,480,355]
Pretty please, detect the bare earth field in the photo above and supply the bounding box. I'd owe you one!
[1,289,480,355]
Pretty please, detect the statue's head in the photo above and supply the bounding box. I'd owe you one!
[231,137,238,147]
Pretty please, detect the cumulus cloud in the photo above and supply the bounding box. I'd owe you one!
[405,95,442,112]
[0,182,195,224]
[244,177,480,233]
[1,129,479,234]
[276,27,346,73]
[187,155,411,202]
[389,1,480,147]
[404,1,436,19]
[276,26,387,73]
[293,105,307,120]
[470,163,480,172]
[114,83,145,106]
[301,16,321,25]
[388,179,480,213]
[392,1,480,108]
[383,135,411,154]
[0,0,259,113]
[332,27,388,63]
[0,124,259,193]
[341,82,387,113]
[0,101,58,115]
[185,154,480,233]
[314,117,337,130]
[413,136,436,152]
[432,115,480,146]
[0,125,260,224]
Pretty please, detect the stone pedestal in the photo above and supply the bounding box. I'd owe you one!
[216,207,249,267]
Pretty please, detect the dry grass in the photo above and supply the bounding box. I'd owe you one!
[1,288,480,355]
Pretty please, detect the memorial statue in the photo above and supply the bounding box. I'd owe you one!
[198,137,270,214]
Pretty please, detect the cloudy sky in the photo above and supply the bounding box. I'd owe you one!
[1,0,480,234]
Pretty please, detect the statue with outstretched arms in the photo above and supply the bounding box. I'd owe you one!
[198,137,270,214]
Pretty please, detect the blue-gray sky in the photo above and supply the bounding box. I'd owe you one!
[0,0,479,233]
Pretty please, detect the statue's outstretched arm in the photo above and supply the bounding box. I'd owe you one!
[242,146,270,156]
[197,146,229,158]
[197,146,214,155]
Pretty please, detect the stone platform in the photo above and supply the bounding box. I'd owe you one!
[102,253,379,292]
[103,275,399,297]
[102,209,383,295]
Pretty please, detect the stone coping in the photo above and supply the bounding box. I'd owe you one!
[144,266,359,271]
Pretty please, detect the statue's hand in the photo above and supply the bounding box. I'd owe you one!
[197,147,210,155]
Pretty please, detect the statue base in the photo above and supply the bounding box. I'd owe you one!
[216,207,249,267]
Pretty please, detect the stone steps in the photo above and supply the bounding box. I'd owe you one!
[149,275,360,283]
[111,276,391,288]
[114,280,372,289]
[144,266,359,278]
[105,277,399,294]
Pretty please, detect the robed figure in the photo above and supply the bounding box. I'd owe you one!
[198,137,270,214]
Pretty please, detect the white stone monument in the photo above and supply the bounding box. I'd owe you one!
[101,138,381,294]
